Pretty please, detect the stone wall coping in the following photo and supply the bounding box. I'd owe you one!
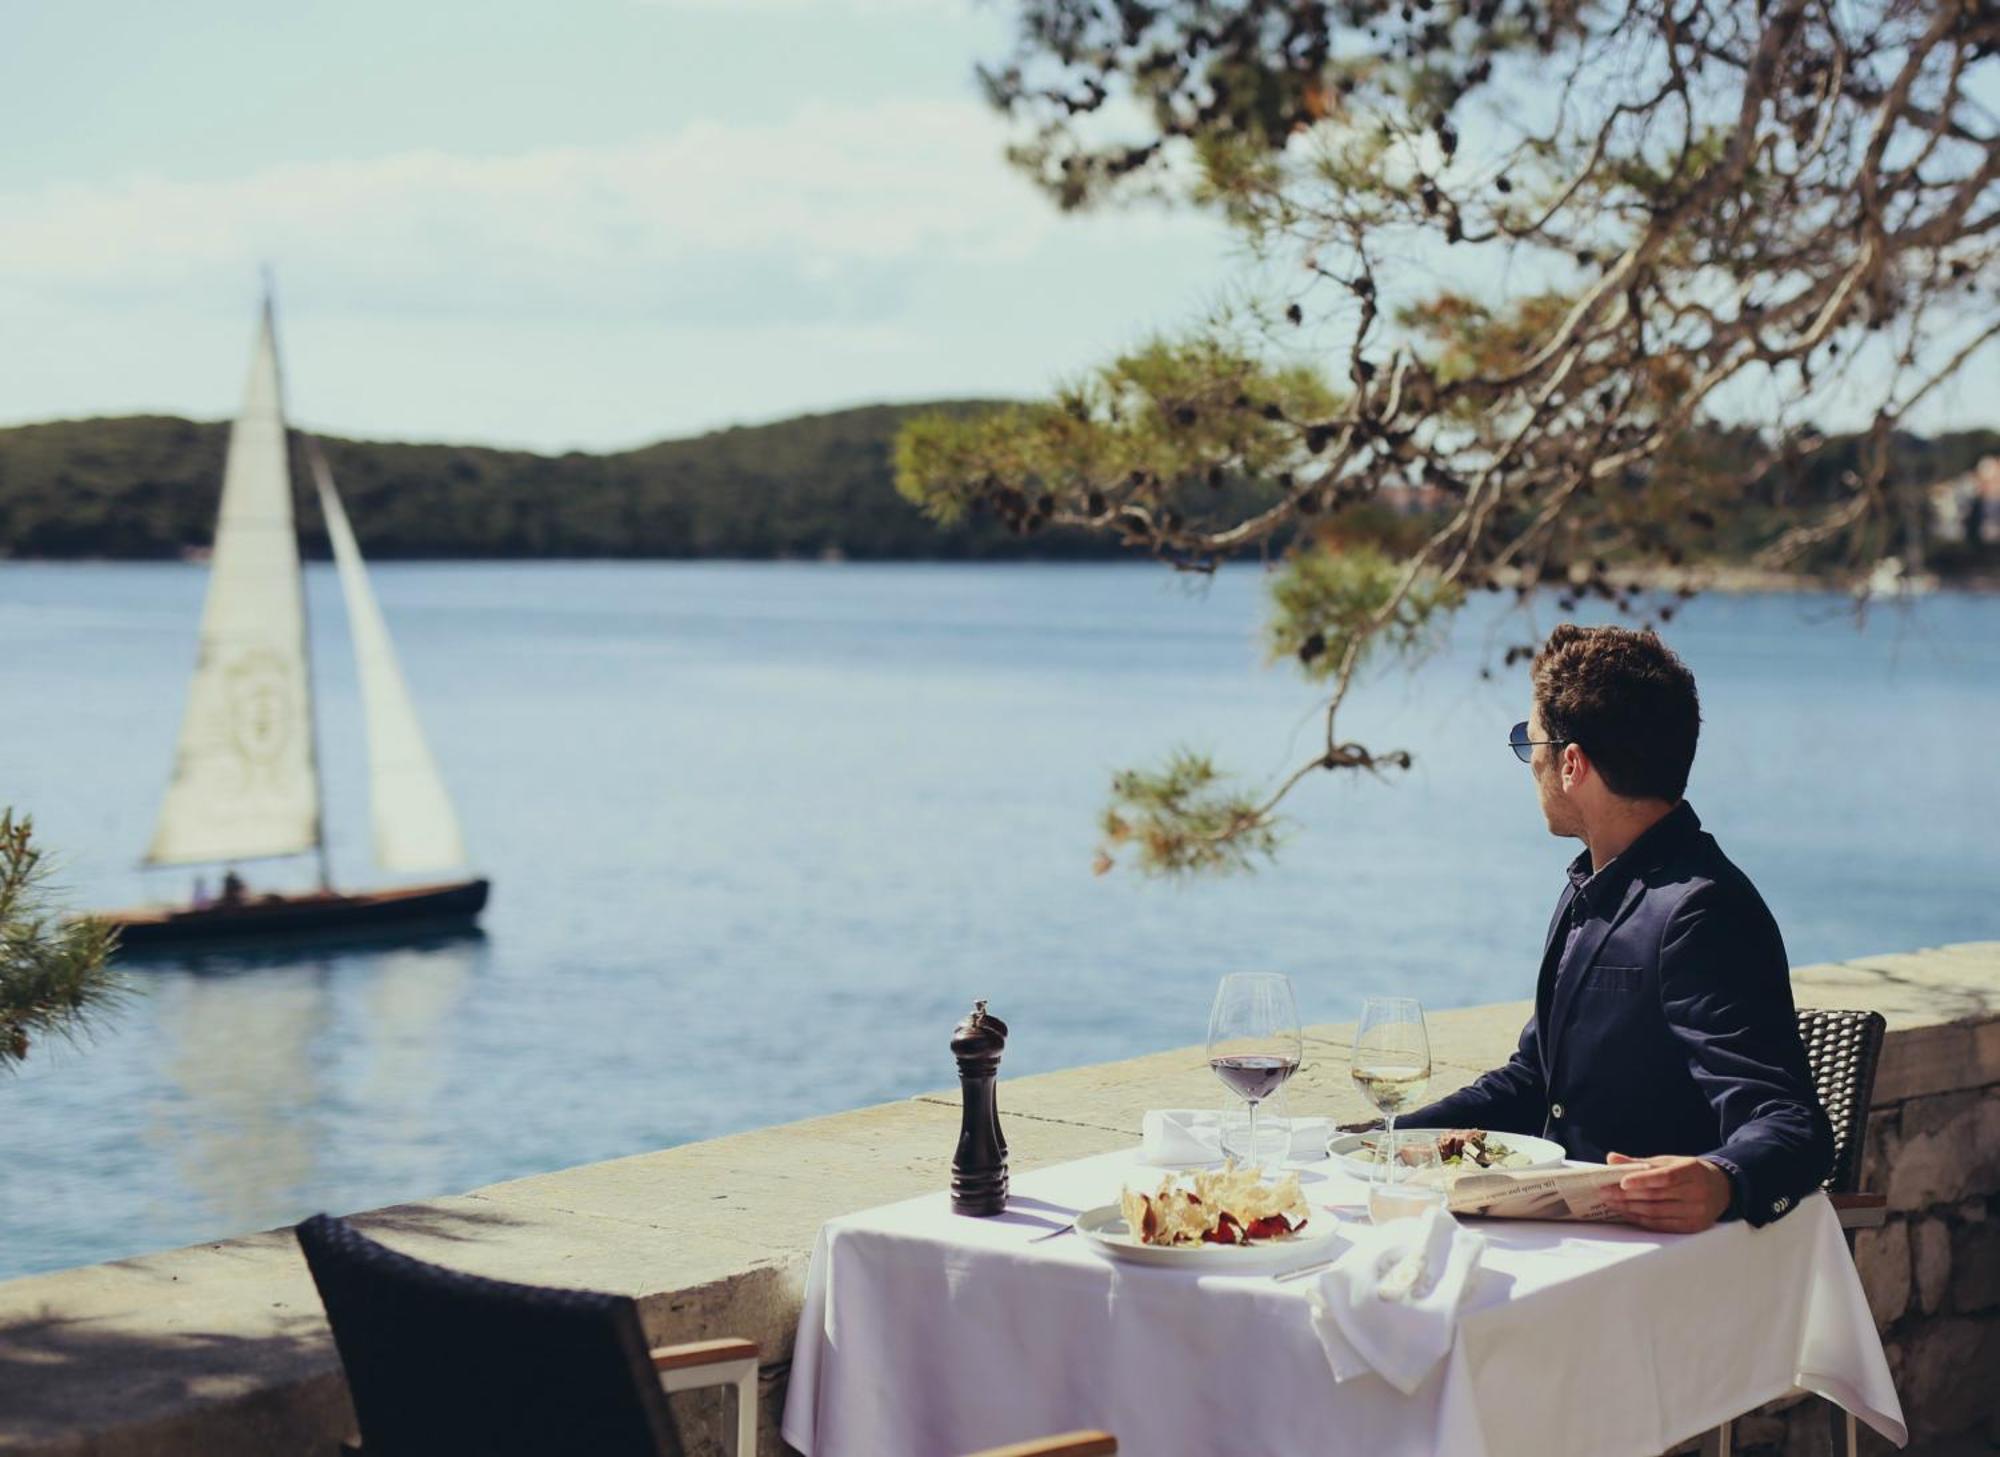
[0,941,1994,1455]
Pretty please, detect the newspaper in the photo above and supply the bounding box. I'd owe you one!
[1437,1164,1630,1221]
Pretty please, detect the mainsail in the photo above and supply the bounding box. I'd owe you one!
[307,442,469,873]
[146,300,323,866]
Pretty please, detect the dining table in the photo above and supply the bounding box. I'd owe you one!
[780,1147,1906,1457]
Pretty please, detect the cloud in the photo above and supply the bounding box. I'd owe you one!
[0,95,1237,447]
[0,99,1138,325]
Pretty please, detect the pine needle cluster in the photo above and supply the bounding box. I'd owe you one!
[0,811,122,1070]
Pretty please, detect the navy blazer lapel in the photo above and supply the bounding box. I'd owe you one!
[1544,875,1646,1084]
[1534,883,1580,1081]
[1541,884,1578,965]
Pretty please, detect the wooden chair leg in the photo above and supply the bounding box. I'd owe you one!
[1698,1418,1732,1457]
[656,1345,760,1457]
[1824,1397,1857,1457]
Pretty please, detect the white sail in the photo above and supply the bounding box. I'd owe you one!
[308,442,468,873]
[146,301,322,866]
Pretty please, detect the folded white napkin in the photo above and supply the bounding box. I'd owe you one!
[1306,1203,1487,1395]
[1139,1108,1333,1165]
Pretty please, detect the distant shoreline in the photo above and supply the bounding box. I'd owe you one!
[1501,562,2000,597]
[2,553,1993,595]
[4,409,1996,573]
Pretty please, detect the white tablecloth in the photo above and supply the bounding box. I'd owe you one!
[781,1150,1905,1457]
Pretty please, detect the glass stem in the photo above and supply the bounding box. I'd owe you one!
[1385,1113,1398,1184]
[1246,1098,1260,1170]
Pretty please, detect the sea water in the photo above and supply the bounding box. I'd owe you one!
[0,561,1994,1279]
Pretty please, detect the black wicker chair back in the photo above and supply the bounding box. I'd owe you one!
[1796,1008,1887,1196]
[297,1213,682,1457]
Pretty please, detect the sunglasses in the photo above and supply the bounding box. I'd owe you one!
[1508,721,1570,764]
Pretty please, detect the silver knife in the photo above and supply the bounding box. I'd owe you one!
[1272,1257,1337,1283]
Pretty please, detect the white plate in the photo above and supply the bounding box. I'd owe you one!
[1074,1203,1343,1272]
[1324,1130,1566,1181]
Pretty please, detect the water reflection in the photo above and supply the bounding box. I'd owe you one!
[152,961,328,1233]
[353,940,478,1194]
[141,932,483,1233]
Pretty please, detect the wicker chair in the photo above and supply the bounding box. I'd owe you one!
[1803,1007,1889,1457]
[1798,1007,1890,1236]
[1702,1007,1889,1457]
[296,1214,1114,1457]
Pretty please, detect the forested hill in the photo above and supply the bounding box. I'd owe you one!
[0,402,1119,561]
[1,405,1995,565]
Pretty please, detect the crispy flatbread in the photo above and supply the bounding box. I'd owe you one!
[1119,1162,1310,1246]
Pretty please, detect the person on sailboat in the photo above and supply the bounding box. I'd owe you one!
[219,870,246,906]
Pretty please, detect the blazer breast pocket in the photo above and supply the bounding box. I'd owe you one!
[1581,963,1644,994]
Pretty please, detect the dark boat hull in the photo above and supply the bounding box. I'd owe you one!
[101,878,490,953]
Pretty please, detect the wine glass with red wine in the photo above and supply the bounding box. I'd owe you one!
[1206,973,1303,1172]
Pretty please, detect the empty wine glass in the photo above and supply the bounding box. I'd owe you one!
[1350,997,1432,1184]
[1207,973,1303,1173]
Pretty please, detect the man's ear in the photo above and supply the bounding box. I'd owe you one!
[1560,742,1589,790]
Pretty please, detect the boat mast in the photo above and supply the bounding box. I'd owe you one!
[264,273,335,893]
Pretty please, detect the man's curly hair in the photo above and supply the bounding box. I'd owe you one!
[1532,625,1701,802]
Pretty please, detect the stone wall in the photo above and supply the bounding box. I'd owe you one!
[1812,946,2000,1455]
[1849,1082,2000,1450]
[0,941,1995,1457]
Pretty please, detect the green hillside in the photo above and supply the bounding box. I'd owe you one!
[0,405,1993,569]
[0,403,1124,561]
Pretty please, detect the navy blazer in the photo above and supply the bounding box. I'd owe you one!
[1405,802,1834,1226]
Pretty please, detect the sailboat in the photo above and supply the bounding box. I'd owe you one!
[97,294,490,951]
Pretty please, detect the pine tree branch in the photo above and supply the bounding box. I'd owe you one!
[0,811,124,1068]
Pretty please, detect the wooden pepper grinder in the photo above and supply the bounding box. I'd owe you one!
[951,999,1009,1215]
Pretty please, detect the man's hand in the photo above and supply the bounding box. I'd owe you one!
[1602,1152,1733,1233]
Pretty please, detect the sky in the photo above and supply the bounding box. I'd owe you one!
[2,0,1243,451]
[2,0,1992,454]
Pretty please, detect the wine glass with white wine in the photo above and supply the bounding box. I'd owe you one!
[1350,997,1432,1183]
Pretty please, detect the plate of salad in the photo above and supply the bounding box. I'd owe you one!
[1325,1128,1565,1180]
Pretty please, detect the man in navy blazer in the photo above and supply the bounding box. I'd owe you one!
[1401,624,1833,1232]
